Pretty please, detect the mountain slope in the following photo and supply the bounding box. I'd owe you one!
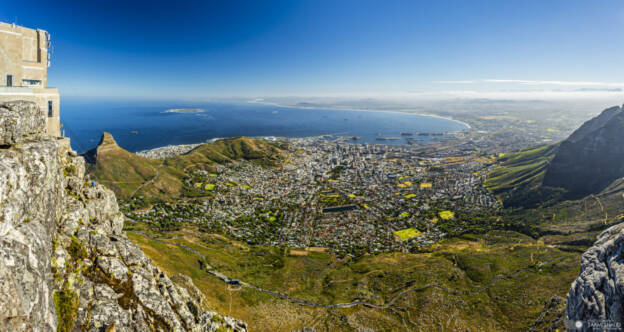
[86,133,284,201]
[485,144,563,207]
[544,104,624,198]
[84,132,164,199]
[487,104,624,207]
[485,144,558,193]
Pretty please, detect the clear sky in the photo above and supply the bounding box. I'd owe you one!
[2,0,623,100]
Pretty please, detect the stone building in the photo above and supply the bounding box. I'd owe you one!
[0,22,60,136]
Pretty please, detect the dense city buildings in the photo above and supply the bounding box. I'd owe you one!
[125,136,500,254]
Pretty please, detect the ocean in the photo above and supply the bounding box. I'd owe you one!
[60,99,468,153]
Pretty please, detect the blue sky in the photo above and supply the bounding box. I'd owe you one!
[2,0,623,100]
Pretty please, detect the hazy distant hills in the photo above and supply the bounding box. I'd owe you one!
[85,133,284,200]
[487,103,624,206]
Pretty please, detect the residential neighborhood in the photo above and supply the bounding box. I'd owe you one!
[124,135,500,254]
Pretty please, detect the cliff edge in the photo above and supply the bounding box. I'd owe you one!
[566,222,624,331]
[0,101,247,331]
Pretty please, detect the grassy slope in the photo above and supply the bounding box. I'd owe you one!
[127,226,578,332]
[484,144,557,193]
[485,142,624,238]
[164,136,284,171]
[87,143,163,199]
[88,136,284,201]
[484,144,567,208]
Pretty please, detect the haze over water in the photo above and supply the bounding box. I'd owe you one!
[61,100,468,153]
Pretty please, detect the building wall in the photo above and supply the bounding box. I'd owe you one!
[0,22,59,136]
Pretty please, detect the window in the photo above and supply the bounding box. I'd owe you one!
[48,101,53,117]
[6,75,12,87]
[22,79,42,86]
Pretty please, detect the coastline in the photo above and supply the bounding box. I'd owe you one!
[134,102,471,159]
[247,99,472,130]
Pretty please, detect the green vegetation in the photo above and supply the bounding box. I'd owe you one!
[439,210,455,220]
[68,236,88,262]
[485,145,556,193]
[63,165,76,177]
[328,166,345,180]
[87,136,285,201]
[127,227,578,331]
[394,227,421,241]
[485,144,565,208]
[318,188,354,207]
[53,288,79,332]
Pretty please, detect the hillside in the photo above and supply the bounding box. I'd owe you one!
[484,104,624,250]
[485,144,562,208]
[84,132,164,199]
[544,104,624,198]
[126,225,578,331]
[86,133,284,201]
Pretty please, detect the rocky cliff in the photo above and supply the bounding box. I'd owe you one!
[543,104,624,198]
[566,222,624,331]
[0,101,247,331]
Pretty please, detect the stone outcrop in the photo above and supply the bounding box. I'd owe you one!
[0,101,247,331]
[0,101,47,145]
[83,131,119,163]
[566,222,624,331]
[543,104,624,198]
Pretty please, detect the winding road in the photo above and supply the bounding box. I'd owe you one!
[130,231,567,310]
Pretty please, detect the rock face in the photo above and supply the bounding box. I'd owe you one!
[566,222,624,331]
[0,101,47,145]
[0,101,247,331]
[83,131,119,163]
[543,104,624,198]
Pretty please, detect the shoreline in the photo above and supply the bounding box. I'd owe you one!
[135,131,451,159]
[247,99,473,130]
[135,101,471,158]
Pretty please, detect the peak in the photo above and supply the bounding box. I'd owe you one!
[543,103,624,197]
[96,132,122,154]
[565,105,622,144]
[82,132,122,163]
[99,132,118,147]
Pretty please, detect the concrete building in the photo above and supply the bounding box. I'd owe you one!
[0,22,60,136]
